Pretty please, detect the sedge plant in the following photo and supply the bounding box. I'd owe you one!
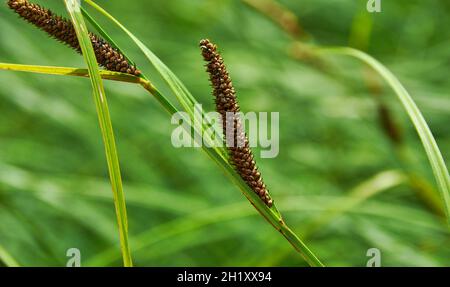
[1,0,323,266]
[2,0,449,267]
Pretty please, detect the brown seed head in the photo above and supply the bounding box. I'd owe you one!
[199,39,273,207]
[7,0,141,76]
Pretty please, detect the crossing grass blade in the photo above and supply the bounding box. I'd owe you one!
[63,0,132,267]
[0,63,141,83]
[80,6,135,66]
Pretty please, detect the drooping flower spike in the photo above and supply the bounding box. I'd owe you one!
[8,0,141,76]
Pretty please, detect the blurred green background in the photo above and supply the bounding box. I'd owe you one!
[0,0,449,266]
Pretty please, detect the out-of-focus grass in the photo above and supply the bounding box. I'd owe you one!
[0,0,449,266]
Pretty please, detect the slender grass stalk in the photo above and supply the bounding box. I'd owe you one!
[63,0,132,266]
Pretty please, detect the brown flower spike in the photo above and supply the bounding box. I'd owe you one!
[7,0,140,76]
[200,39,273,207]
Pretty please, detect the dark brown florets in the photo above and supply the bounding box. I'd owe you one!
[199,39,273,207]
[7,0,141,76]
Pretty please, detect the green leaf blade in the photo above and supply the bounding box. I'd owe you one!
[63,0,132,267]
[318,47,450,222]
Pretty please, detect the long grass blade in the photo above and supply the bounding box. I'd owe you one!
[317,47,450,222]
[63,0,132,266]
